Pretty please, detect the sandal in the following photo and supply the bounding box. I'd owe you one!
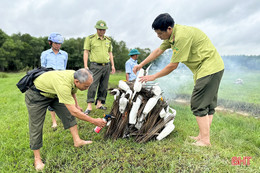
[84,109,91,115]
[97,106,107,110]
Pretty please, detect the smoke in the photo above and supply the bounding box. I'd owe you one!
[143,50,260,117]
[147,49,193,101]
[220,55,260,88]
[146,50,260,105]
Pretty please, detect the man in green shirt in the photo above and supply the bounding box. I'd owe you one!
[83,20,116,114]
[25,68,107,171]
[133,13,224,147]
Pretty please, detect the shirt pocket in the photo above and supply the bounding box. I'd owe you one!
[54,55,66,69]
[105,41,111,51]
[92,42,102,52]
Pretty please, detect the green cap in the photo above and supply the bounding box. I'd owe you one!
[128,49,140,56]
[95,20,108,29]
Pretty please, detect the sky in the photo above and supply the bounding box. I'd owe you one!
[1,0,260,55]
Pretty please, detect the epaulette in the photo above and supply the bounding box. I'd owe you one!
[89,34,95,39]
[105,36,111,41]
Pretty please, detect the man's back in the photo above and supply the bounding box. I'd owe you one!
[34,70,77,104]
[160,24,224,81]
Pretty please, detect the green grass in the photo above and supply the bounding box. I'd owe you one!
[173,70,260,105]
[219,70,260,104]
[0,72,259,172]
[162,70,260,116]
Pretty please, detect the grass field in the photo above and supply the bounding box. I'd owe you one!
[0,71,259,172]
[157,69,260,117]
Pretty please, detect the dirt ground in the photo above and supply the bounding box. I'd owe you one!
[172,99,259,119]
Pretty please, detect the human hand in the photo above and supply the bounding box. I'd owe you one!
[95,118,107,128]
[138,75,156,83]
[76,105,83,112]
[111,66,116,74]
[133,65,142,74]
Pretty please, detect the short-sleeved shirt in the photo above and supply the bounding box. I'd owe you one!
[40,48,68,70]
[160,24,224,82]
[34,70,78,105]
[83,33,112,63]
[125,58,139,81]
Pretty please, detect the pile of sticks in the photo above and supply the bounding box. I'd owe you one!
[104,80,176,143]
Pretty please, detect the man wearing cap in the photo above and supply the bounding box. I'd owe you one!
[41,32,68,129]
[125,49,140,82]
[83,20,116,114]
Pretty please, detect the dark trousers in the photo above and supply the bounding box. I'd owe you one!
[25,89,77,150]
[87,63,110,104]
[191,69,224,116]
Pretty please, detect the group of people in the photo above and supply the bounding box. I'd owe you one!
[24,13,224,171]
[42,21,139,129]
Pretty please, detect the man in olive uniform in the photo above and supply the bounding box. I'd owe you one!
[133,13,224,147]
[83,20,116,114]
[25,68,106,171]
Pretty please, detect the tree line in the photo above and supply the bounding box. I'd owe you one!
[150,49,260,71]
[0,29,151,72]
[1,28,259,72]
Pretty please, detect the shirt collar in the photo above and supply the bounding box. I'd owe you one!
[168,25,176,45]
[50,48,61,54]
[95,33,106,40]
[130,57,137,63]
[71,73,76,90]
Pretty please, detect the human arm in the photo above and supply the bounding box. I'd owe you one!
[109,52,116,74]
[126,73,129,81]
[83,50,89,69]
[133,48,164,74]
[65,104,106,128]
[83,36,91,69]
[56,86,106,127]
[139,62,179,82]
[40,52,47,67]
[72,93,82,111]
[125,61,131,81]
[64,52,68,69]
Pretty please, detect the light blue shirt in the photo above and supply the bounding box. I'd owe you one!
[41,48,68,70]
[125,58,139,81]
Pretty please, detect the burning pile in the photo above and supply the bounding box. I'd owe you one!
[104,68,176,143]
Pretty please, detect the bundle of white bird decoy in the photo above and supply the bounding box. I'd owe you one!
[104,68,177,143]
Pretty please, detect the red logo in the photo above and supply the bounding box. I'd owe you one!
[232,156,252,166]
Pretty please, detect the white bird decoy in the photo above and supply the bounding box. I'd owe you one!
[156,123,175,141]
[141,95,160,119]
[119,93,128,114]
[129,95,143,124]
[132,68,145,99]
[159,107,167,118]
[152,85,162,96]
[145,64,152,76]
[118,80,130,92]
[125,89,133,100]
[111,88,120,100]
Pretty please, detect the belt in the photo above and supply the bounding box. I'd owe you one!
[91,62,109,66]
